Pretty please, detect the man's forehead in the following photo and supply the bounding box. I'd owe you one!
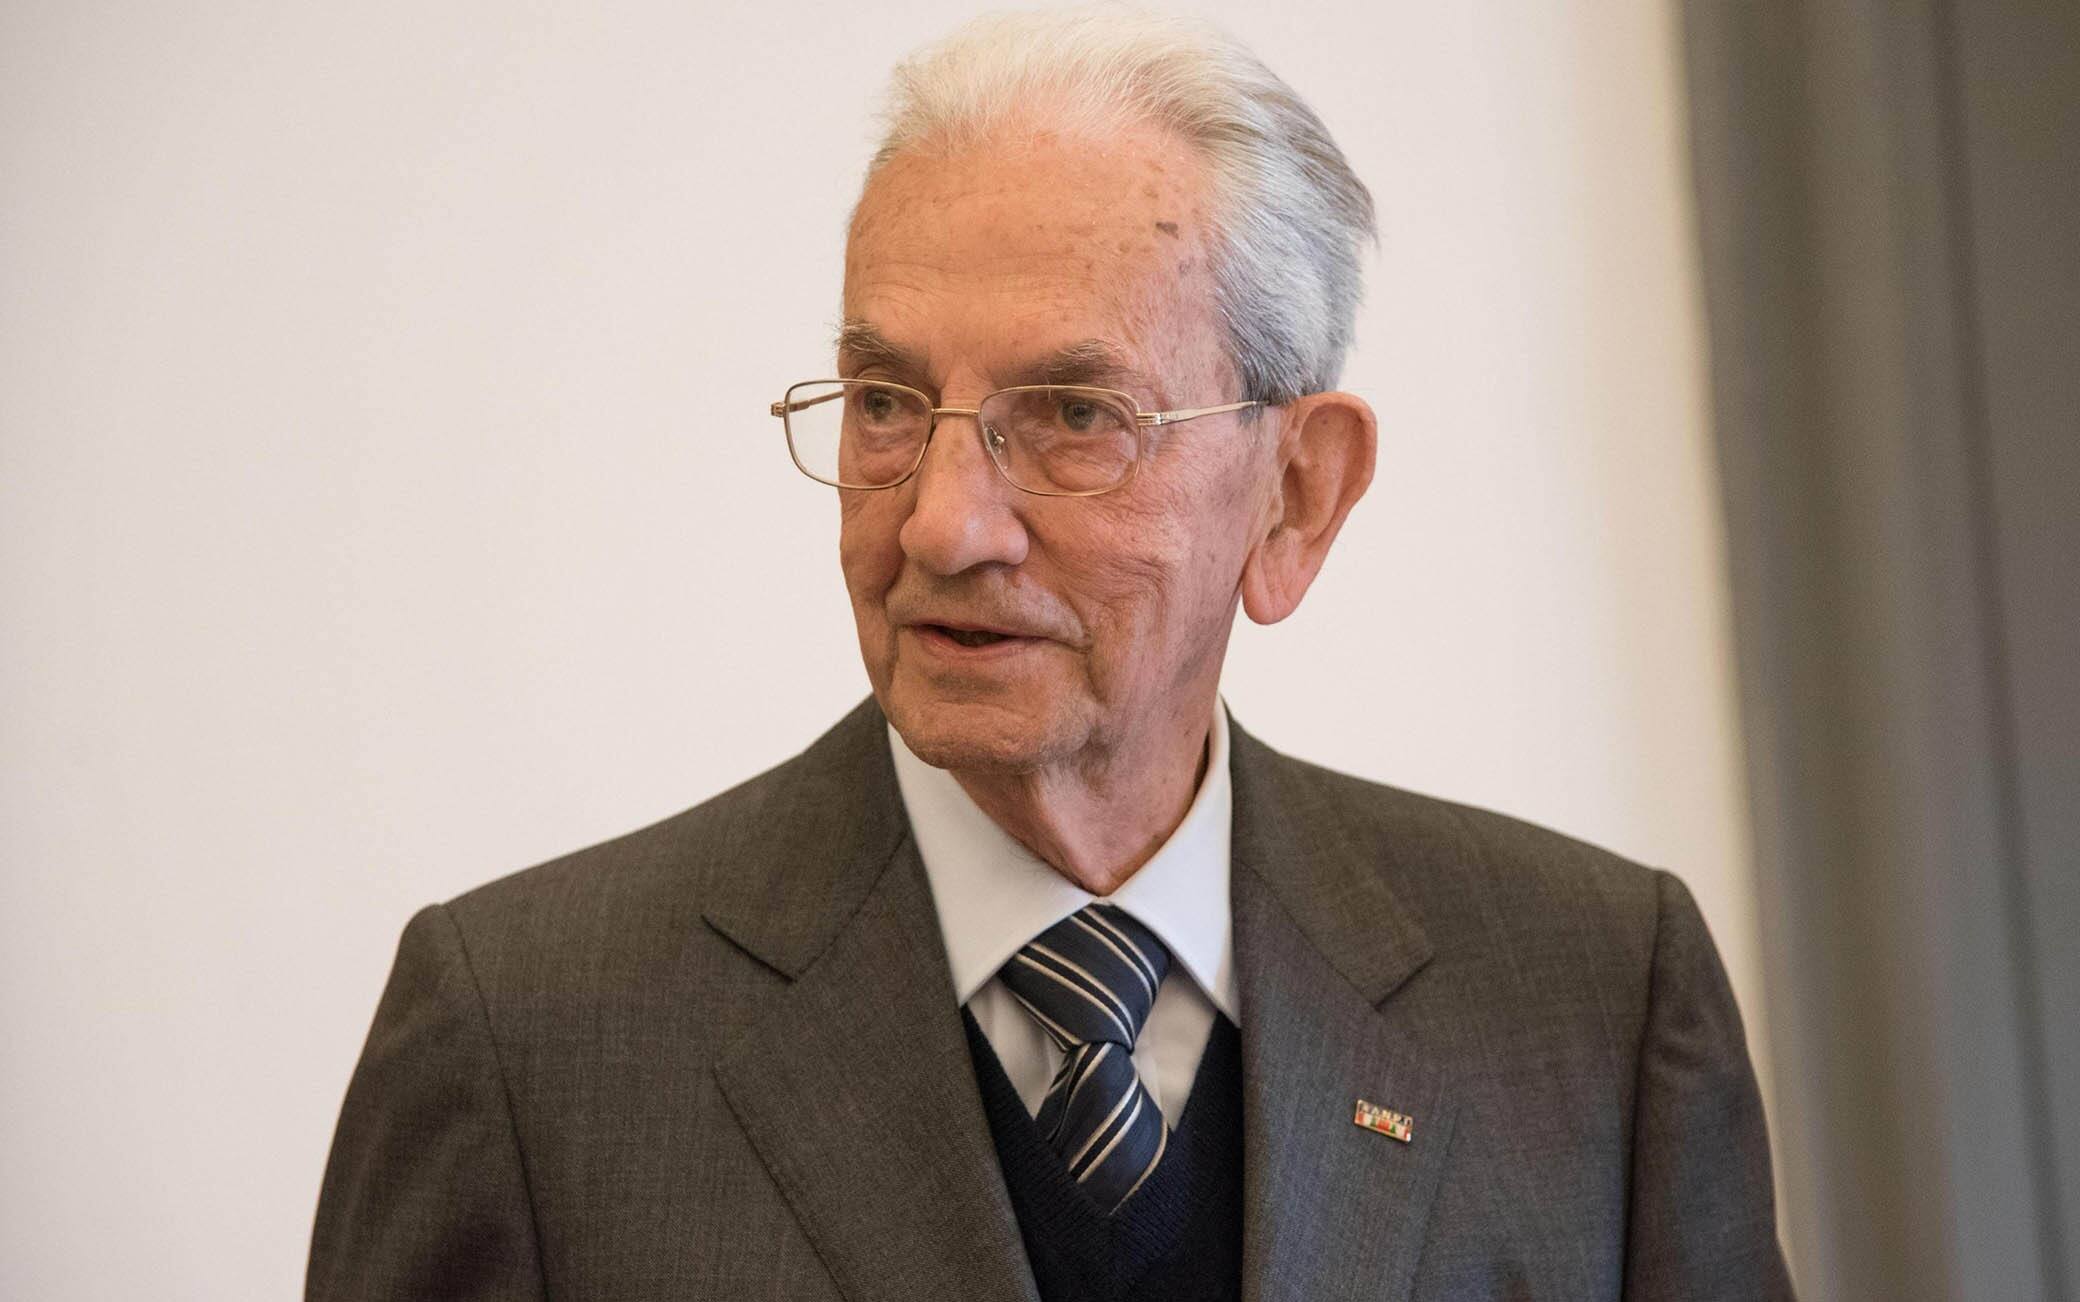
[838,126,1222,397]
[852,114,1207,227]
[845,121,1211,285]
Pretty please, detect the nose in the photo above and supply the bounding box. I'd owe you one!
[897,407,1030,576]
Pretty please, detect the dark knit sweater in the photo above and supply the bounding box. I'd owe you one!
[961,1008,1244,1302]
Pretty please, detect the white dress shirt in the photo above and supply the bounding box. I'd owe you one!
[888,707,1240,1125]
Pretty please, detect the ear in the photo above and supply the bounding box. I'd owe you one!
[1239,391,1377,625]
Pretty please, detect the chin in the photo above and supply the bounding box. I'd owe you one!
[878,683,1085,775]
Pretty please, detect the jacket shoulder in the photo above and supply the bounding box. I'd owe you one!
[1252,743,1703,1101]
[433,699,890,982]
[1253,743,1669,931]
[1242,740,1683,1034]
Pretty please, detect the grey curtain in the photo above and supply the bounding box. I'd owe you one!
[1678,1,2077,1299]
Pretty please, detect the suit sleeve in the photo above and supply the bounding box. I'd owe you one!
[1622,871,1796,1301]
[307,903,546,1302]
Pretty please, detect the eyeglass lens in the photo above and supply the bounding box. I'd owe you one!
[782,381,1139,494]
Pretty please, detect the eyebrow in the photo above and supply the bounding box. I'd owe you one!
[834,320,1158,401]
[834,320,930,379]
[1012,338,1153,393]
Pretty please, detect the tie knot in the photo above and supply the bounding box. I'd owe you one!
[1000,903,1170,1050]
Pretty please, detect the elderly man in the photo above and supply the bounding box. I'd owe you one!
[309,10,1792,1301]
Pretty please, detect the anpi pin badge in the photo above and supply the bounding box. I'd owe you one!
[1354,1099,1414,1143]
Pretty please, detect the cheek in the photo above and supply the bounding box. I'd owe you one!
[837,498,904,605]
[1068,496,1219,654]
[1081,461,1262,655]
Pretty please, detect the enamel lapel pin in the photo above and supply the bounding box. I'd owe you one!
[1354,1098,1414,1143]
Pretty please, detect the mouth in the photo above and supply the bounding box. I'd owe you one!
[909,622,1040,656]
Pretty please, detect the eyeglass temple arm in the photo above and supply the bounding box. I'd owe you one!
[769,390,849,418]
[773,392,1261,423]
[1138,400,1263,427]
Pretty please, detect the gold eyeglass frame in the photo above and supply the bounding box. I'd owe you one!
[769,378,1263,496]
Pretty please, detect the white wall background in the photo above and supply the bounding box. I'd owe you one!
[0,1,1765,1296]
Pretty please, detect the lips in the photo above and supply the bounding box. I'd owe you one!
[887,594,1072,655]
[907,620,1044,657]
[917,619,1032,644]
[935,626,1011,648]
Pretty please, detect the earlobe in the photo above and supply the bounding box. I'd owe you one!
[1237,392,1377,627]
[1239,528,1294,625]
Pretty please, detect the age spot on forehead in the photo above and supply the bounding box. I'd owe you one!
[1154,221,1180,238]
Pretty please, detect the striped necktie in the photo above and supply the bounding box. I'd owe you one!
[999,902,1172,1214]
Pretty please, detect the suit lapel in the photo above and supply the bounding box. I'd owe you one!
[701,701,1458,1301]
[706,703,1037,1302]
[1228,717,1460,1302]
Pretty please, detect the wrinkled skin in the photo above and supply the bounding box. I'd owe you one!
[837,115,1375,890]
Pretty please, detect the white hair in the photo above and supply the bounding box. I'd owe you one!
[865,5,1377,405]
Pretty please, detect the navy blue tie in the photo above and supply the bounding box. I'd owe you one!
[998,903,1172,1214]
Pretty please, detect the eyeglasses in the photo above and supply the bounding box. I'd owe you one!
[768,378,1262,496]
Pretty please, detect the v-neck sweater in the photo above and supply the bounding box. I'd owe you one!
[961,1007,1244,1302]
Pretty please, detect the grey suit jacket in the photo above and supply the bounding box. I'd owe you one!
[308,698,1794,1300]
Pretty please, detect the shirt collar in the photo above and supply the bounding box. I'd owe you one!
[888,705,1238,1022]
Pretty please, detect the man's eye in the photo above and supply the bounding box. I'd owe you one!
[1058,400,1099,432]
[859,389,901,421]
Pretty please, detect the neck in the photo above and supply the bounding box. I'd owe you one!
[949,703,1214,895]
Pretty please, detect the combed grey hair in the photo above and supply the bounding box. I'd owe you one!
[864,5,1376,406]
